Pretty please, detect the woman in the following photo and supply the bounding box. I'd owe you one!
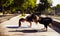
[38,17,52,31]
[19,14,39,27]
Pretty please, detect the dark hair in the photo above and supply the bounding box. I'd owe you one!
[38,17,52,24]
[19,18,25,21]
[26,14,36,22]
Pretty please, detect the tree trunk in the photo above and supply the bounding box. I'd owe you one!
[2,6,5,16]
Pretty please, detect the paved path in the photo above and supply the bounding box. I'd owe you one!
[41,15,60,22]
[0,14,18,23]
[0,14,60,36]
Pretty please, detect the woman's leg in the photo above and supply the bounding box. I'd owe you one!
[29,21,32,27]
[39,23,48,31]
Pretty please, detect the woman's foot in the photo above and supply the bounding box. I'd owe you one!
[41,28,47,31]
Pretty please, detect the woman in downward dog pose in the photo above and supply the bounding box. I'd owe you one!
[38,16,53,31]
[19,14,39,27]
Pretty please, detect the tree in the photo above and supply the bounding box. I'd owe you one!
[20,0,36,13]
[55,4,60,15]
[0,0,36,14]
[0,0,14,15]
[56,4,60,9]
[36,0,52,14]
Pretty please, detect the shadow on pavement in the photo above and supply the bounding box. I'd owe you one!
[9,29,47,33]
[7,26,19,28]
[7,26,31,28]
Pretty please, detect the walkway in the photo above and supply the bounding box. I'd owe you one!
[0,14,60,36]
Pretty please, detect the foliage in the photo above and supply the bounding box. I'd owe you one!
[0,0,52,14]
[0,0,36,14]
[2,0,14,7]
[20,0,36,13]
[37,0,52,12]
[56,4,60,9]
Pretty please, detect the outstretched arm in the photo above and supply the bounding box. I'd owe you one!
[19,18,25,27]
[19,20,21,27]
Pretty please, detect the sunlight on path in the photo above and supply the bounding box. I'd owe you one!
[0,14,60,36]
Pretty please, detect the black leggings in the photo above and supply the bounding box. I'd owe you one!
[44,23,49,28]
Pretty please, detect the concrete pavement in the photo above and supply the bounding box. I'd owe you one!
[0,14,60,36]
